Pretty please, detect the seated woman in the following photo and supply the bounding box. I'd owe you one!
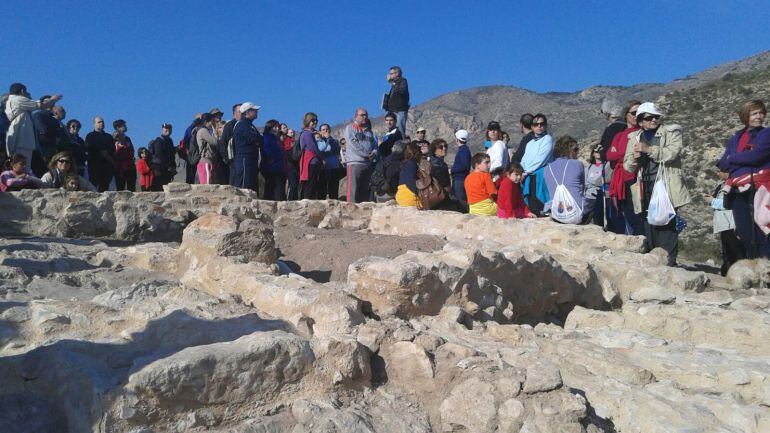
[544,135,594,224]
[1,153,44,191]
[465,152,498,216]
[395,142,422,207]
[497,162,536,219]
[40,151,97,191]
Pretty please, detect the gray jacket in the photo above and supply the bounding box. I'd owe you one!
[344,123,378,165]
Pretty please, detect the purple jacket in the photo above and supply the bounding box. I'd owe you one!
[717,127,770,177]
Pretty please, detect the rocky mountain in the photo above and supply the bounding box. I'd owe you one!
[337,50,770,260]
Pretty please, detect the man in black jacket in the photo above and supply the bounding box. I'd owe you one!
[218,103,241,185]
[149,123,176,191]
[384,66,409,136]
[511,113,534,163]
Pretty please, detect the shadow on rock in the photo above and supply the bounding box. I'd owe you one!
[0,309,291,432]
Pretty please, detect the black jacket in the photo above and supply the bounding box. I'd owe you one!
[218,118,237,164]
[386,77,410,112]
[511,131,535,163]
[150,135,176,172]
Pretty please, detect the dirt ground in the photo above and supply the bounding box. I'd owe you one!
[273,226,446,282]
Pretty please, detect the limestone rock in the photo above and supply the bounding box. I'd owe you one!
[128,331,313,406]
[523,362,563,393]
[439,377,497,432]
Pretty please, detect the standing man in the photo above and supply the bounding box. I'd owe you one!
[149,123,176,191]
[511,113,534,163]
[378,111,403,158]
[85,116,115,192]
[384,66,410,136]
[344,108,378,203]
[217,103,241,185]
[451,129,471,211]
[231,102,261,192]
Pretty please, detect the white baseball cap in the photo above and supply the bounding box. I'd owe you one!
[239,102,261,113]
[455,129,469,142]
[636,102,663,118]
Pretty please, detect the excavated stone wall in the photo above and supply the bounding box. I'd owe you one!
[1,185,769,433]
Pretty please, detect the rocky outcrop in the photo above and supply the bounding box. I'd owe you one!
[1,187,769,432]
[0,184,373,241]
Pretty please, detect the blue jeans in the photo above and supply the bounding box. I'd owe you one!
[395,111,408,136]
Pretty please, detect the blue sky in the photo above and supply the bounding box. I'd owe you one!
[3,0,769,147]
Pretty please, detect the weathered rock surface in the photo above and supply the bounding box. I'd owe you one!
[1,186,769,432]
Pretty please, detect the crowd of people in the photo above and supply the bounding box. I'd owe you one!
[1,69,768,271]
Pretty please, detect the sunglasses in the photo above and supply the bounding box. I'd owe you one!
[57,159,72,164]
[533,122,547,127]
[629,111,637,116]
[642,115,660,122]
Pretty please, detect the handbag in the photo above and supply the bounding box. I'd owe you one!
[646,162,676,226]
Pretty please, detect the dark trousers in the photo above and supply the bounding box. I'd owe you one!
[219,162,230,186]
[262,172,286,201]
[300,163,322,200]
[452,176,469,213]
[731,190,770,259]
[287,168,300,200]
[346,163,373,203]
[720,229,746,276]
[232,157,259,193]
[527,175,545,216]
[319,168,341,200]
[643,217,679,266]
[115,171,136,191]
[185,161,196,184]
[90,171,113,192]
[150,172,169,192]
[621,199,645,236]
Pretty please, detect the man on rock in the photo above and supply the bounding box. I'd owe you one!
[384,66,410,136]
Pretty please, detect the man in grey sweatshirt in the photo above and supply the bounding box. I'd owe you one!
[344,108,378,203]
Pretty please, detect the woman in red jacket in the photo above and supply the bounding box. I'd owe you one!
[606,100,643,235]
[136,147,154,191]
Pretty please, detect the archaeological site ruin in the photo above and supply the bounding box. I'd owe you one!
[1,184,769,432]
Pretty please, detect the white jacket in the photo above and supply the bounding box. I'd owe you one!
[486,140,509,175]
[4,95,41,156]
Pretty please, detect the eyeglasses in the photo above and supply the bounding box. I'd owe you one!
[642,115,660,122]
[57,159,72,164]
[629,111,637,116]
[533,122,547,127]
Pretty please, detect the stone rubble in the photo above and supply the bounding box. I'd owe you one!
[0,185,768,432]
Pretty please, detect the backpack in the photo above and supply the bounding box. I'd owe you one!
[187,127,201,166]
[291,132,304,163]
[416,159,446,210]
[548,162,583,224]
[370,159,389,196]
[224,120,240,163]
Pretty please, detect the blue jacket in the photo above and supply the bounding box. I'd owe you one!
[717,127,770,177]
[451,145,471,180]
[233,119,261,160]
[318,137,341,169]
[399,160,418,195]
[260,132,284,174]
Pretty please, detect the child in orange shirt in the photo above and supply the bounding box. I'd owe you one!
[464,153,498,216]
[496,162,537,219]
